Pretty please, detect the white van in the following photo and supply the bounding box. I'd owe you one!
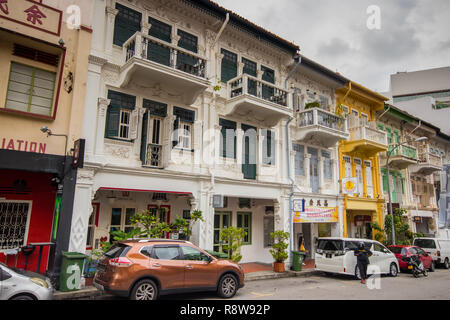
[315,237,399,279]
[413,238,450,269]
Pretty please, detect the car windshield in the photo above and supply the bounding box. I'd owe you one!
[413,239,436,249]
[317,239,343,251]
[388,247,406,254]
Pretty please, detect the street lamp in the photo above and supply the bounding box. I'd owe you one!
[40,126,68,156]
[385,136,427,245]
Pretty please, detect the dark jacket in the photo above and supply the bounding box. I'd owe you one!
[354,248,372,264]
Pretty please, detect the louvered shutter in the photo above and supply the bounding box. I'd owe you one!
[221,49,237,83]
[140,110,149,163]
[172,116,179,148]
[219,118,236,159]
[105,104,120,138]
[148,17,171,66]
[262,130,275,165]
[113,3,142,47]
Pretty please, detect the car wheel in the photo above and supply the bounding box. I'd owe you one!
[444,258,449,269]
[10,294,35,300]
[429,261,435,272]
[217,274,238,298]
[131,279,158,301]
[355,265,361,280]
[389,263,398,277]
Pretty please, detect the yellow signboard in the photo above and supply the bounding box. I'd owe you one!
[0,0,62,36]
[293,207,338,223]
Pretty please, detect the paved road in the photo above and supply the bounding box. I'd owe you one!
[92,268,450,300]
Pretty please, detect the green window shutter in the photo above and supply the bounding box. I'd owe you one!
[221,49,237,83]
[105,90,136,139]
[219,118,236,159]
[262,129,275,165]
[113,3,142,47]
[172,116,179,148]
[377,123,384,131]
[173,106,195,123]
[140,110,149,163]
[242,124,257,180]
[261,65,274,83]
[105,104,121,138]
[177,29,198,53]
[242,58,257,77]
[386,127,393,144]
[261,66,275,99]
[143,99,167,117]
[394,130,400,144]
[148,17,172,42]
[147,17,171,66]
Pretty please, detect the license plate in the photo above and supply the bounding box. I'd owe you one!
[326,253,332,258]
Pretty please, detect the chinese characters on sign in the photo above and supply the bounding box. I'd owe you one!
[24,4,46,25]
[0,0,8,15]
[0,0,62,36]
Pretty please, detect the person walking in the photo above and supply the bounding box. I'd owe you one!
[299,237,307,266]
[354,242,372,284]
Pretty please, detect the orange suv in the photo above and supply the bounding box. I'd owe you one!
[93,239,244,300]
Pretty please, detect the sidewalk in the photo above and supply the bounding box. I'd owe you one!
[53,261,319,300]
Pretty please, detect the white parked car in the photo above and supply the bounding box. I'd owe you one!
[315,237,399,279]
[0,262,53,300]
[413,238,450,269]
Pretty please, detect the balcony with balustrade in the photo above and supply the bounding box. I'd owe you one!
[221,74,292,127]
[410,144,442,175]
[381,143,418,169]
[293,107,349,148]
[341,122,388,155]
[118,32,210,104]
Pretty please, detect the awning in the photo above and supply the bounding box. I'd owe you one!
[411,210,434,218]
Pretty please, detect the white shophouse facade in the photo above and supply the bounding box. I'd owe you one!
[68,0,307,264]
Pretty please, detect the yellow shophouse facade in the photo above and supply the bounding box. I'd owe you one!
[337,81,389,239]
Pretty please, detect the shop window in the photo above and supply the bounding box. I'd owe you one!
[113,3,142,46]
[318,223,332,237]
[220,49,237,83]
[105,90,136,140]
[109,207,135,241]
[219,118,237,159]
[237,212,252,245]
[6,62,57,117]
[0,202,31,250]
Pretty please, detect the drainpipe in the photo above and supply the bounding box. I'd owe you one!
[284,52,302,260]
[211,13,229,49]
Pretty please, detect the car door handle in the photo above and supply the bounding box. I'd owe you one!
[185,265,193,269]
[152,264,161,268]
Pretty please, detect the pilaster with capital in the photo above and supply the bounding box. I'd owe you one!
[105,6,119,57]
[96,98,110,156]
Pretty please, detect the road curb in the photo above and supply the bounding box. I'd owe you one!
[53,286,103,300]
[245,269,321,282]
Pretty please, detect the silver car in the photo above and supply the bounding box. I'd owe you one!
[0,262,53,300]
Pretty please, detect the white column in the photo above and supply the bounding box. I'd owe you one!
[69,169,95,253]
[95,98,110,157]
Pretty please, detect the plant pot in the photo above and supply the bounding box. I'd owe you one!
[273,261,285,273]
[84,277,94,286]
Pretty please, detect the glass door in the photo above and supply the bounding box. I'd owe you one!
[308,147,319,193]
[213,212,232,253]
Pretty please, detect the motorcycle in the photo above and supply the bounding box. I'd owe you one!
[401,255,428,278]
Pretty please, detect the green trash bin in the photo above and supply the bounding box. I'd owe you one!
[59,252,87,292]
[291,251,305,271]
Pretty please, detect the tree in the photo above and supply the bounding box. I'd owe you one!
[373,208,424,245]
[220,226,246,262]
[269,230,290,263]
[130,208,171,238]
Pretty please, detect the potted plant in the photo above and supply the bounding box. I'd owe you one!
[220,226,247,262]
[269,230,290,272]
[304,101,320,110]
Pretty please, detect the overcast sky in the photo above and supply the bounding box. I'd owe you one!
[214,0,450,93]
